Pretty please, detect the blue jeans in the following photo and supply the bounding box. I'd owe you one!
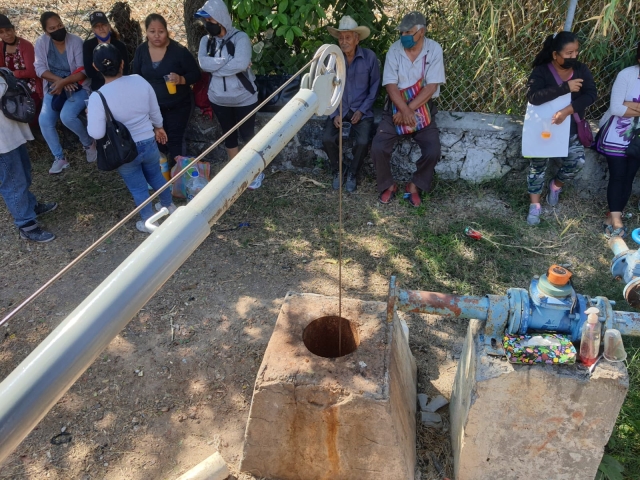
[118,138,173,221]
[0,144,37,228]
[39,89,91,160]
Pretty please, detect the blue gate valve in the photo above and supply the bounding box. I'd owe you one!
[388,265,640,356]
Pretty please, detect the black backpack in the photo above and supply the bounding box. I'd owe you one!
[95,91,138,171]
[206,32,256,94]
[0,67,36,123]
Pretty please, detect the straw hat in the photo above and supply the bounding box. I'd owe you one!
[327,16,370,41]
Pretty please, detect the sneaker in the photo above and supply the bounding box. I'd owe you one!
[248,172,265,190]
[34,202,58,217]
[136,220,159,233]
[49,158,69,174]
[546,180,562,207]
[345,171,357,193]
[85,141,97,163]
[155,202,177,214]
[332,172,342,190]
[19,222,55,243]
[527,204,541,225]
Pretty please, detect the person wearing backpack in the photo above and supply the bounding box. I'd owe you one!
[87,43,177,234]
[0,74,57,242]
[0,14,43,123]
[195,0,264,190]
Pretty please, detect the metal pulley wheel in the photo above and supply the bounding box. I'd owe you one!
[308,44,346,116]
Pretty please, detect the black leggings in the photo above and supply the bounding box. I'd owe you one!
[210,102,258,149]
[160,98,194,167]
[607,154,640,212]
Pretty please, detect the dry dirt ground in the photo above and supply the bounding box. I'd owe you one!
[0,140,470,480]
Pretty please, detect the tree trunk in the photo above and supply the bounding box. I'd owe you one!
[183,0,207,54]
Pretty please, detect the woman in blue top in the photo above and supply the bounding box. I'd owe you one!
[34,11,96,174]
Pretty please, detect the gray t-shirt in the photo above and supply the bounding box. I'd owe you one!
[47,40,71,78]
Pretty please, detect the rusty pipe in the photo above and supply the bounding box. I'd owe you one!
[396,289,491,320]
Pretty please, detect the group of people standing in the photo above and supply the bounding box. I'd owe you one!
[0,0,264,240]
[0,6,639,242]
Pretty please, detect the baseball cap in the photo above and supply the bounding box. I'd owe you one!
[89,11,109,27]
[92,43,121,73]
[0,14,14,29]
[397,11,427,32]
[194,9,211,19]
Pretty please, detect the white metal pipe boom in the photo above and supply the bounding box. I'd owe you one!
[0,44,345,464]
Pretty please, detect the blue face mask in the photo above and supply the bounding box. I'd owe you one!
[96,31,111,43]
[401,33,416,49]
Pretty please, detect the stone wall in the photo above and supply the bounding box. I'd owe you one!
[186,109,610,196]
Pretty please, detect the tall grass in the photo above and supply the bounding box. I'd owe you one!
[429,0,639,118]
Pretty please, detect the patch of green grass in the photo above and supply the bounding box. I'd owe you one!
[603,337,640,479]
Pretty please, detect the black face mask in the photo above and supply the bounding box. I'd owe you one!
[558,57,578,70]
[205,22,221,37]
[49,27,67,42]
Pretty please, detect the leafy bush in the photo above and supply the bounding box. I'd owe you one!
[227,0,395,75]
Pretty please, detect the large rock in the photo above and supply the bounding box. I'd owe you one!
[240,292,418,480]
[460,149,511,183]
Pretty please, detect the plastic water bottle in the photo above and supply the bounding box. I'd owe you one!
[186,169,207,201]
[159,154,171,181]
[579,307,601,367]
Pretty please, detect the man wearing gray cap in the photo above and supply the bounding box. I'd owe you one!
[372,11,445,208]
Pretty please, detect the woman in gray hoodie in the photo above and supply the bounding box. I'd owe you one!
[195,0,263,189]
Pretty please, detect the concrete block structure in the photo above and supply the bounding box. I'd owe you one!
[451,319,629,480]
[240,292,417,480]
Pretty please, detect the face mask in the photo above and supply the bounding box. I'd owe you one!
[49,27,67,42]
[558,57,578,70]
[96,31,111,42]
[205,22,221,37]
[401,33,416,49]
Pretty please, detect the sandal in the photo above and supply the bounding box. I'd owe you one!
[378,184,398,204]
[604,224,627,239]
[403,183,421,207]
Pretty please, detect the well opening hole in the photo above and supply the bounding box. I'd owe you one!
[302,316,359,358]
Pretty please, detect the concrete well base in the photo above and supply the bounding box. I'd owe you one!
[240,292,417,480]
[450,319,629,480]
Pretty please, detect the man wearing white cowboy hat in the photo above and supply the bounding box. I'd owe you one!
[322,15,380,193]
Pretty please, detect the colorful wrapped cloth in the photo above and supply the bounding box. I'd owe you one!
[503,334,577,365]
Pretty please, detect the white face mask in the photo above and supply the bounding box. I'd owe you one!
[0,78,7,99]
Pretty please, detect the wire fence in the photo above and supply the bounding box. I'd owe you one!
[1,0,637,120]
